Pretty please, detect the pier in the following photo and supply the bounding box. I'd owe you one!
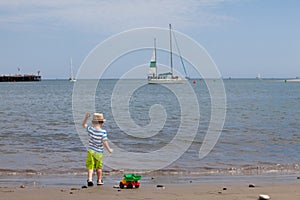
[0,74,41,82]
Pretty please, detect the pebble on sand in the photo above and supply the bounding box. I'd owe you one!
[20,185,25,189]
[156,185,165,189]
[259,194,270,200]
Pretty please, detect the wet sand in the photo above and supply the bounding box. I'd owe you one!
[1,183,299,200]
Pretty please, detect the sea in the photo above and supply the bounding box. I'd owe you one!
[0,79,299,186]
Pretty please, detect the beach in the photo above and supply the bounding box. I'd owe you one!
[1,182,300,200]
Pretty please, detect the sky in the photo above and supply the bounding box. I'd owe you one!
[0,0,299,79]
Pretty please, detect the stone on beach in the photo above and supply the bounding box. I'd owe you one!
[259,194,270,200]
[156,185,165,189]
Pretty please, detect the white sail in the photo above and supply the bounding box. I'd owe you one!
[69,58,76,82]
[148,49,157,78]
[151,48,156,62]
[148,38,157,79]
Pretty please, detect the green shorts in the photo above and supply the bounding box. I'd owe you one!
[86,150,103,170]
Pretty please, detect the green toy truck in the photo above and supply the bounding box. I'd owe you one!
[119,174,142,189]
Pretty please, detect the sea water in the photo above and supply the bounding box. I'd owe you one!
[0,79,299,186]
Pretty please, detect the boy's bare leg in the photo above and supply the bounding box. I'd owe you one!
[87,169,93,181]
[96,168,102,183]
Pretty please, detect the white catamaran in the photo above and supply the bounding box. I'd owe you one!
[148,24,188,84]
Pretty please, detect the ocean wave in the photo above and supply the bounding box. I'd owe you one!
[1,164,299,177]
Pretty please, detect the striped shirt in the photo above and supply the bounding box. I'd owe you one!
[87,126,108,153]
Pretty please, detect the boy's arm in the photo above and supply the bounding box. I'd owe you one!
[82,112,90,128]
[103,140,113,153]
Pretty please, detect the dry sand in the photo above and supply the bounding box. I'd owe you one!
[1,183,299,200]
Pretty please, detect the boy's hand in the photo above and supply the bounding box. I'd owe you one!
[82,112,90,128]
[103,138,113,153]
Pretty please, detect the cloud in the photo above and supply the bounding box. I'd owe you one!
[0,0,235,33]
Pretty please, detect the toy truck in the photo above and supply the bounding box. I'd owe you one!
[119,174,142,189]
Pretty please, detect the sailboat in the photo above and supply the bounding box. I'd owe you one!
[148,24,188,84]
[69,58,76,82]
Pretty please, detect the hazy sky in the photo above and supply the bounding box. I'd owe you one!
[0,0,299,79]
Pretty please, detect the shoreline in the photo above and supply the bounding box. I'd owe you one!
[1,173,299,187]
[1,182,299,200]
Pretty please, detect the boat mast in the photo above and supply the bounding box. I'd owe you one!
[169,24,173,77]
[154,38,157,77]
[70,58,73,79]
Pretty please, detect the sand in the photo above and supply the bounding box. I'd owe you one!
[1,183,300,200]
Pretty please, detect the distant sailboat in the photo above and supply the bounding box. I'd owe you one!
[69,58,76,82]
[148,24,188,84]
[257,73,262,80]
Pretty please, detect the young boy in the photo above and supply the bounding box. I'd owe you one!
[82,112,113,186]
